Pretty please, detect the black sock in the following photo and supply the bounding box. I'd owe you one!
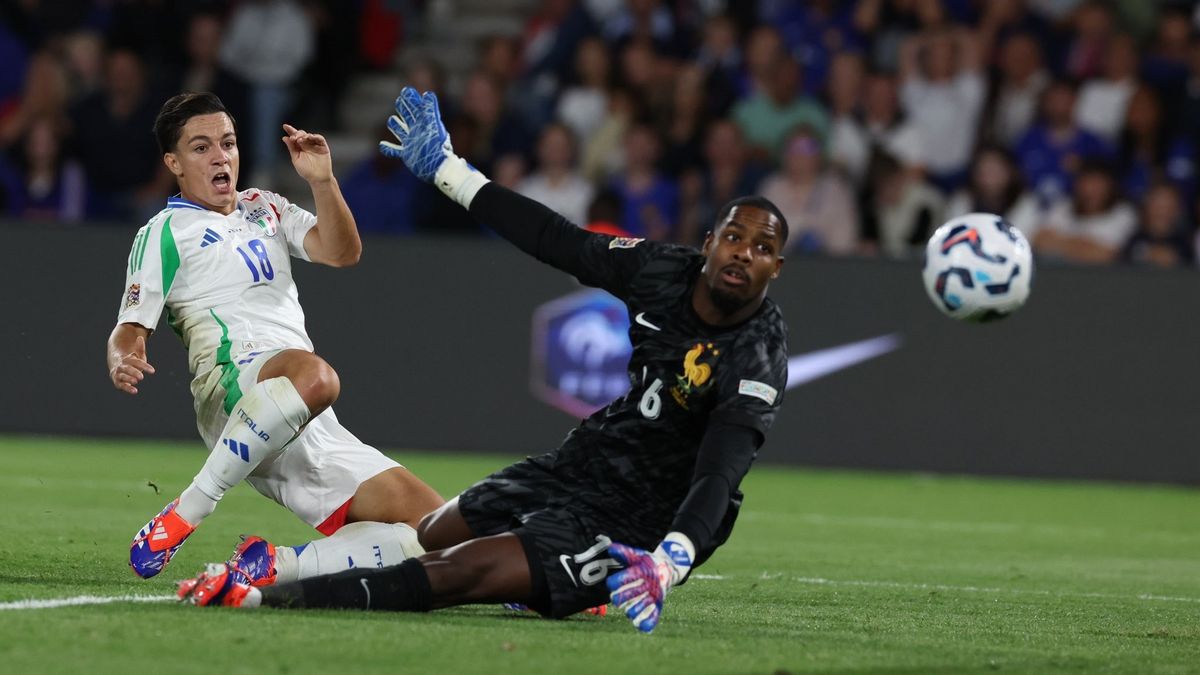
[260,558,433,612]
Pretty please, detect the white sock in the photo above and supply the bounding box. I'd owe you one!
[176,377,310,524]
[270,522,424,584]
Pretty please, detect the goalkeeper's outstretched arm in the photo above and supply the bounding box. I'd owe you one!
[378,87,603,279]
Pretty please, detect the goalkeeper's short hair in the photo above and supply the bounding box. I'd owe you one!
[714,196,789,246]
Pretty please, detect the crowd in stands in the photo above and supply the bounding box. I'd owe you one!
[3,0,1200,269]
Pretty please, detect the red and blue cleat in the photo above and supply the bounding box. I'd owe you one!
[129,499,196,579]
[227,535,278,587]
[177,563,252,607]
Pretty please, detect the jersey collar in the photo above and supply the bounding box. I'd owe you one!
[166,195,208,211]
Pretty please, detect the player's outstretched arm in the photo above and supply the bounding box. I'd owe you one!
[107,323,155,395]
[379,87,600,273]
[283,124,362,267]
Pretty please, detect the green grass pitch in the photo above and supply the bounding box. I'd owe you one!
[0,435,1196,674]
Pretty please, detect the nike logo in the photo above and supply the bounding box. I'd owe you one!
[786,334,902,390]
[559,555,579,587]
[360,578,371,608]
[634,312,662,331]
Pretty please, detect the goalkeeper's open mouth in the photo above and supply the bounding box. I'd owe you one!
[212,171,232,194]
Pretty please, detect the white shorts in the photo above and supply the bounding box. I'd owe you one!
[191,348,401,530]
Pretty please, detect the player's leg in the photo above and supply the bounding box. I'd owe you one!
[131,349,323,578]
[256,532,534,610]
[222,410,445,585]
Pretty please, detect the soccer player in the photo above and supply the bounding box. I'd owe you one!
[179,88,788,634]
[108,92,443,580]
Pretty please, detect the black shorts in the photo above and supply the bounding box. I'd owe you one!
[456,454,660,619]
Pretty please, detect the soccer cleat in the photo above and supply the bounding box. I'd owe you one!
[178,563,252,607]
[227,535,278,587]
[129,499,196,579]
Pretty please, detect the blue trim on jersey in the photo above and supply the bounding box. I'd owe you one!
[166,195,207,211]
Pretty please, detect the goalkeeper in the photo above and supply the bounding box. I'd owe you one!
[180,87,789,634]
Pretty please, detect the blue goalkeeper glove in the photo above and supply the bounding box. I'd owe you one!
[379,87,452,182]
[606,532,695,634]
[380,87,489,207]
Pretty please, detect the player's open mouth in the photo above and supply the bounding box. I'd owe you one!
[720,266,748,286]
[212,172,231,193]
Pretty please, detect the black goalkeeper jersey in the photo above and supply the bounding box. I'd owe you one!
[558,236,788,511]
[468,183,788,553]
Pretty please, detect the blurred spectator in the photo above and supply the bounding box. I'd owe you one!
[739,24,786,98]
[610,122,678,241]
[1061,0,1114,80]
[825,50,866,176]
[456,71,533,175]
[0,51,69,150]
[659,65,708,176]
[6,116,87,222]
[1140,7,1191,103]
[517,122,593,225]
[175,12,253,178]
[944,145,1042,239]
[491,153,528,190]
[557,36,612,144]
[974,0,1055,59]
[1074,32,1138,143]
[1117,86,1195,204]
[769,0,862,97]
[864,151,943,258]
[732,56,828,163]
[830,68,924,186]
[0,21,29,111]
[1013,77,1112,205]
[295,1,363,130]
[1034,161,1136,264]
[61,31,105,104]
[853,0,944,72]
[758,125,858,255]
[1121,181,1193,267]
[340,125,420,235]
[1170,36,1200,150]
[68,47,170,221]
[479,34,523,93]
[581,86,636,183]
[898,25,986,191]
[677,119,767,246]
[601,0,685,55]
[618,39,671,121]
[694,14,741,117]
[582,188,631,237]
[988,31,1049,147]
[219,0,315,185]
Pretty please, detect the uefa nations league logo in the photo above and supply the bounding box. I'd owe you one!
[531,290,633,418]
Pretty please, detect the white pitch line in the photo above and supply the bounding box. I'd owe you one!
[759,574,1200,604]
[0,594,177,611]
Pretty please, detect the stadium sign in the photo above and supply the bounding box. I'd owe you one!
[531,289,632,418]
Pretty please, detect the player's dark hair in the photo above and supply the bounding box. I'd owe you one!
[154,92,236,154]
[714,196,789,247]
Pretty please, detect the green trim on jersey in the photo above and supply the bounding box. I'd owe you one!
[128,226,149,275]
[209,309,243,414]
[160,215,180,297]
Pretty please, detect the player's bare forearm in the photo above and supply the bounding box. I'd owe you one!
[305,177,362,267]
[107,323,154,395]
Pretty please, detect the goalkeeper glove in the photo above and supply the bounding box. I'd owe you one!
[379,86,488,207]
[605,532,695,634]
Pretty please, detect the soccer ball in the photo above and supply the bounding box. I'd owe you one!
[922,213,1033,322]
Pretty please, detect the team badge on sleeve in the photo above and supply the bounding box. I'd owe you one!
[738,379,777,405]
[125,283,142,309]
[608,237,644,250]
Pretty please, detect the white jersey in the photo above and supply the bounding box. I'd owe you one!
[117,190,318,378]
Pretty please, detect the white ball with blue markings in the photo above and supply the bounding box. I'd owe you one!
[922,213,1033,322]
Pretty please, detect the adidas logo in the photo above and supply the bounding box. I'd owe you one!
[200,228,224,248]
[151,523,170,542]
[224,438,250,462]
